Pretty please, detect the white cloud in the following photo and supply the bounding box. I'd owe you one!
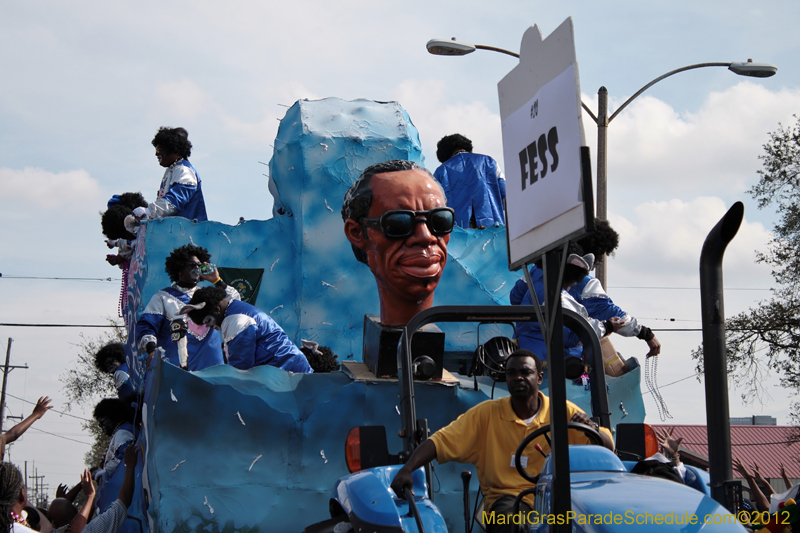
[155,80,212,119]
[391,79,502,168]
[218,82,322,147]
[610,196,773,287]
[0,167,101,209]
[582,82,800,196]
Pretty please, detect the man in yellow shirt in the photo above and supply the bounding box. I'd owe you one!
[390,349,614,533]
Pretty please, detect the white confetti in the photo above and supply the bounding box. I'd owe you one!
[324,199,334,212]
[320,143,328,151]
[482,239,491,251]
[220,231,231,244]
[270,305,284,314]
[320,450,328,464]
[248,454,263,472]
[170,460,186,472]
[270,259,280,271]
[322,281,338,290]
[170,390,178,402]
[492,281,506,293]
[288,166,294,171]
[319,321,333,326]
[395,405,400,415]
[236,411,246,425]
[204,496,214,514]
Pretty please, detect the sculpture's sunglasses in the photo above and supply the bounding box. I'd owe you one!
[361,207,456,239]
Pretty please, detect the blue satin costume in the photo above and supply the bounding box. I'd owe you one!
[433,152,506,228]
[149,159,208,221]
[220,300,313,373]
[136,283,240,370]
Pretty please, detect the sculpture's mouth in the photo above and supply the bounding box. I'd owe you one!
[398,253,443,279]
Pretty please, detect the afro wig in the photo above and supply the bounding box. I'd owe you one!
[436,134,473,163]
[576,218,620,258]
[164,244,211,282]
[94,342,126,374]
[152,127,192,159]
[101,192,147,240]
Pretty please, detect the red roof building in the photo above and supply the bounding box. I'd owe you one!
[652,424,800,493]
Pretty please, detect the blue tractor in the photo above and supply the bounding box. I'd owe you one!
[304,204,752,533]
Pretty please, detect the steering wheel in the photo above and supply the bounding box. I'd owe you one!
[514,422,604,482]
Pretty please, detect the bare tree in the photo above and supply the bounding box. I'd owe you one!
[60,318,126,467]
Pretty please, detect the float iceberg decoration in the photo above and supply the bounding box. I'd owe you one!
[120,98,644,532]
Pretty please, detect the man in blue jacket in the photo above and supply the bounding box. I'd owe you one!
[127,127,208,224]
[135,244,240,370]
[433,134,506,229]
[510,220,660,362]
[510,254,622,360]
[567,219,661,357]
[184,286,312,373]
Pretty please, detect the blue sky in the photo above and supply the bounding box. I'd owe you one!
[1,0,799,495]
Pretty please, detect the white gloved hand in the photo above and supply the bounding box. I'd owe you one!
[105,239,117,249]
[132,206,150,218]
[124,215,141,234]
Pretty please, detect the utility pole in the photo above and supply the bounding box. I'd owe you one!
[0,338,12,433]
[0,338,29,435]
[30,471,45,507]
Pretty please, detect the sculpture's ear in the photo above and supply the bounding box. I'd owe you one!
[344,219,367,250]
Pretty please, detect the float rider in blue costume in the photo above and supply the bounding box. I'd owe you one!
[94,342,136,403]
[510,254,623,361]
[184,286,313,373]
[91,399,134,513]
[433,134,506,229]
[126,127,208,225]
[567,219,661,358]
[136,244,240,371]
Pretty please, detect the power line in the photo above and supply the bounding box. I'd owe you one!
[641,372,701,395]
[610,286,771,291]
[27,426,93,446]
[5,393,92,422]
[682,440,800,447]
[0,324,124,328]
[0,275,120,282]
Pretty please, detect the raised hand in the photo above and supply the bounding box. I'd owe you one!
[32,397,53,419]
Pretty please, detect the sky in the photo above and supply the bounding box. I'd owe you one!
[2,0,800,498]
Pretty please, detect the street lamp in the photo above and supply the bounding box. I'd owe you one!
[426,38,520,59]
[584,59,776,287]
[427,38,777,286]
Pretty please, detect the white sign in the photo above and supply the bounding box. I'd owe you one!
[497,18,591,270]
[502,64,583,240]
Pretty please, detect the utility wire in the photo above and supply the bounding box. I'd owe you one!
[0,275,120,282]
[610,286,771,291]
[0,324,124,328]
[641,372,701,395]
[27,426,93,446]
[5,392,92,422]
[681,440,800,447]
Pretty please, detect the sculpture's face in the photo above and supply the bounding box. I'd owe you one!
[346,169,450,325]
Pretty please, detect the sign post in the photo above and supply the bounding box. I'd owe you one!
[498,18,594,531]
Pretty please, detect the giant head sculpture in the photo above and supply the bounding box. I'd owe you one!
[342,160,453,327]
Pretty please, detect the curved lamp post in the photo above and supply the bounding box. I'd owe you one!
[427,37,777,286]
